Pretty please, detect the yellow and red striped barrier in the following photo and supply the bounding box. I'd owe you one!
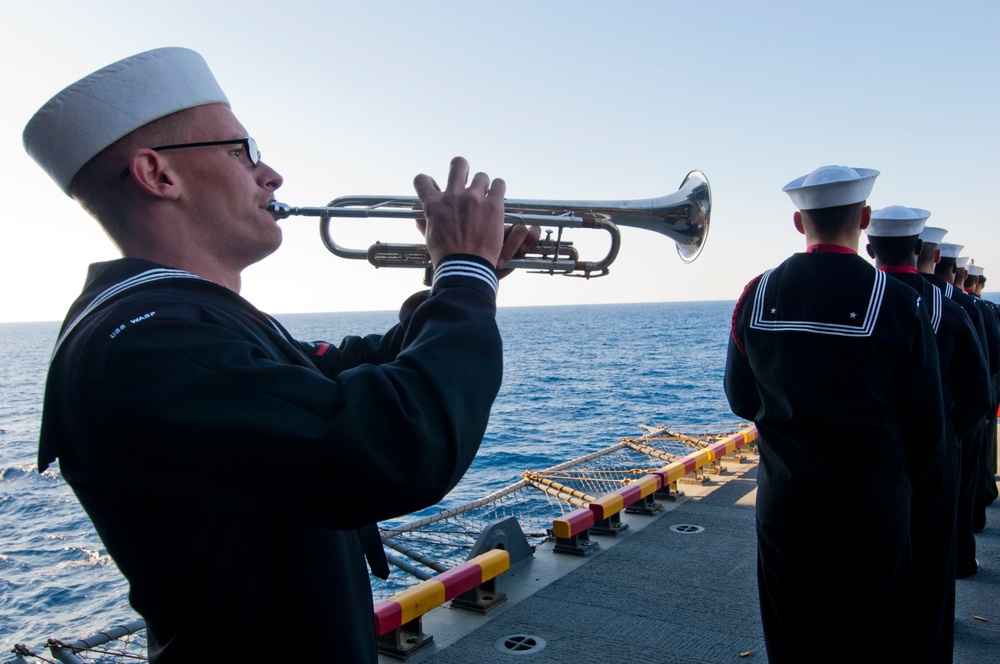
[589,473,662,521]
[373,548,510,637]
[552,507,596,540]
[553,473,663,541]
[652,427,756,487]
[553,426,757,546]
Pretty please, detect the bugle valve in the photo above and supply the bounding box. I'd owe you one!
[268,170,710,278]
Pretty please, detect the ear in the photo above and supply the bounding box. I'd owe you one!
[914,239,923,257]
[933,247,941,265]
[793,211,805,235]
[859,205,871,231]
[866,244,875,259]
[126,149,181,200]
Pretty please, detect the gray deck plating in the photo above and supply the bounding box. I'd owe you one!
[382,458,1000,663]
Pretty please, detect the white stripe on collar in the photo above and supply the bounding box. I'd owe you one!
[749,267,887,338]
[927,283,942,334]
[51,268,206,361]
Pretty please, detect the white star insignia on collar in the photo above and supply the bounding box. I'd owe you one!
[849,312,857,319]
[770,307,777,315]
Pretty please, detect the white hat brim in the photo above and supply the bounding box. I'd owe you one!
[783,167,880,211]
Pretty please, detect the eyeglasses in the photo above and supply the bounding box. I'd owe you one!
[153,137,260,166]
[119,137,260,179]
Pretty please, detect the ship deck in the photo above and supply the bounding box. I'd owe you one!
[389,457,1000,664]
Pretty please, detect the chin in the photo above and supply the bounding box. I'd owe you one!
[261,229,283,256]
[258,214,283,242]
[244,242,282,270]
[244,226,283,265]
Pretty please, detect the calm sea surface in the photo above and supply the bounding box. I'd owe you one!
[0,301,740,650]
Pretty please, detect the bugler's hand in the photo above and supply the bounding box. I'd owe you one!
[413,157,505,267]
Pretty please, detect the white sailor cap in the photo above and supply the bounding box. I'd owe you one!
[782,165,879,211]
[968,264,984,277]
[939,242,963,259]
[23,47,230,196]
[867,206,930,238]
[956,256,970,269]
[920,226,947,245]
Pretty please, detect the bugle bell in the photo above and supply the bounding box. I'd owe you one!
[267,169,710,278]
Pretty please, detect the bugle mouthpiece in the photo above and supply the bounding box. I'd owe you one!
[267,201,292,220]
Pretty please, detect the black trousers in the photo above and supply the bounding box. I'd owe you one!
[908,446,959,663]
[756,491,911,664]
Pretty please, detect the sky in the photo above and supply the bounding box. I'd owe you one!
[1,1,997,323]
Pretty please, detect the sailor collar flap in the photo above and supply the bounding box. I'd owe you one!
[50,266,296,362]
[50,268,208,361]
[747,262,935,338]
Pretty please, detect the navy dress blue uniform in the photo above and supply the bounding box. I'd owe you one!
[24,47,518,664]
[969,290,1000,524]
[872,269,992,664]
[38,256,503,662]
[922,270,994,575]
[960,265,1000,532]
[981,295,1000,506]
[725,167,945,663]
[867,204,991,664]
[727,251,945,663]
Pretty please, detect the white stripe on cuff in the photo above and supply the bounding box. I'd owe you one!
[433,259,498,294]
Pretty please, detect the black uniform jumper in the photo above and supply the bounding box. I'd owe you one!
[884,267,990,663]
[923,273,997,576]
[725,249,945,663]
[39,256,503,663]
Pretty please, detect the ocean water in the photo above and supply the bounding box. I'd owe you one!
[0,301,740,651]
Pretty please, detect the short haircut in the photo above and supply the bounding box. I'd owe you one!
[935,256,957,278]
[918,242,939,263]
[799,202,865,241]
[868,235,920,262]
[916,242,940,272]
[70,109,198,241]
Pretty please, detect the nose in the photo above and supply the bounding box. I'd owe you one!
[257,161,283,191]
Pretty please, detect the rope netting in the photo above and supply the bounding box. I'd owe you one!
[6,425,745,663]
[7,621,148,664]
[370,425,735,600]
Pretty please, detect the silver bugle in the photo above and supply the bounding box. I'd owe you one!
[268,170,710,278]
